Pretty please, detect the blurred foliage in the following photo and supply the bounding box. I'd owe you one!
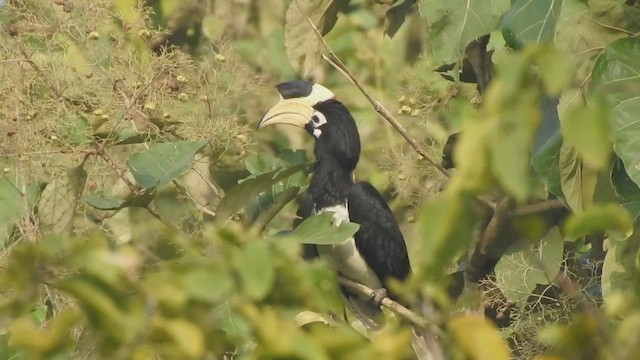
[1,0,640,359]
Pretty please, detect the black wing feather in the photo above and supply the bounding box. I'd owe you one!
[348,182,411,296]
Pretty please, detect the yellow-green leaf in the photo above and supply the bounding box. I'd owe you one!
[562,96,611,170]
[449,315,511,360]
[563,203,633,240]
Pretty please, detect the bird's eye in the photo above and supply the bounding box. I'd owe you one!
[311,111,327,127]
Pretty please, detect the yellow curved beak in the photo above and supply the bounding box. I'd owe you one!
[258,99,314,129]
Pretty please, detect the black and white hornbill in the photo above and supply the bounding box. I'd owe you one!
[258,80,444,360]
[258,80,411,330]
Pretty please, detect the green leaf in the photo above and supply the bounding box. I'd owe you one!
[31,304,48,325]
[127,140,209,189]
[284,0,351,76]
[0,176,39,245]
[490,87,540,201]
[563,203,633,241]
[418,192,475,277]
[0,333,26,360]
[559,143,598,212]
[624,2,640,33]
[421,0,510,64]
[62,114,91,145]
[234,241,275,301]
[82,194,126,210]
[561,96,611,170]
[180,269,233,303]
[591,37,640,187]
[602,226,640,308]
[532,131,564,198]
[449,315,511,360]
[291,212,360,245]
[215,163,310,221]
[384,0,415,38]
[611,158,640,202]
[57,278,135,345]
[153,318,205,359]
[494,226,564,303]
[501,0,564,50]
[38,165,87,235]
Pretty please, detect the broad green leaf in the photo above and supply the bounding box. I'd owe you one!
[591,37,640,187]
[31,304,48,325]
[611,158,640,202]
[180,269,233,303]
[127,140,209,189]
[82,194,126,210]
[561,96,611,170]
[153,318,205,358]
[555,0,626,114]
[563,203,633,241]
[215,163,310,221]
[384,0,415,38]
[449,315,510,360]
[82,192,154,211]
[8,310,79,357]
[624,3,640,33]
[0,333,26,360]
[284,0,350,76]
[501,0,564,50]
[494,227,563,303]
[532,131,564,198]
[602,226,640,308]
[559,144,598,212]
[38,165,87,235]
[57,277,136,344]
[234,241,275,301]
[418,192,475,277]
[489,86,540,201]
[421,0,510,64]
[533,45,573,95]
[0,176,39,245]
[533,97,561,154]
[447,108,492,194]
[62,114,91,145]
[292,212,360,245]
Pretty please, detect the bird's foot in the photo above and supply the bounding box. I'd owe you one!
[370,288,388,306]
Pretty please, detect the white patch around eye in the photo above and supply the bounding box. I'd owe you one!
[311,111,327,138]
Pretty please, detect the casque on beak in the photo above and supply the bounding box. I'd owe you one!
[258,80,336,129]
[258,99,314,129]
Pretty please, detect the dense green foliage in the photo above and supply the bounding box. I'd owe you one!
[1,0,640,359]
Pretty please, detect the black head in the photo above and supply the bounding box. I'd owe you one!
[259,80,361,171]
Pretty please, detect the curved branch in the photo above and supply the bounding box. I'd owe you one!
[292,0,450,178]
[337,276,434,330]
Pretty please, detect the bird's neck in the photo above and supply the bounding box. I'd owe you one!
[309,158,354,209]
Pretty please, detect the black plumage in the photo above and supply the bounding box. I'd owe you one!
[259,81,411,329]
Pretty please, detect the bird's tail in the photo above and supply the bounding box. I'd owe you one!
[410,298,445,360]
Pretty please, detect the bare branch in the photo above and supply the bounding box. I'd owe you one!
[513,199,565,217]
[337,276,436,330]
[292,0,449,178]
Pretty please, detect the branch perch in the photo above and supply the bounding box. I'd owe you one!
[337,276,434,330]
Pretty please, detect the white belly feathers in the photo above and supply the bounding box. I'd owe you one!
[314,202,382,291]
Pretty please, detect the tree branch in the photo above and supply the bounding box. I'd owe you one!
[292,0,449,178]
[512,199,565,217]
[337,276,435,330]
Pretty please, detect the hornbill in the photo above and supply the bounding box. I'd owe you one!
[258,80,443,359]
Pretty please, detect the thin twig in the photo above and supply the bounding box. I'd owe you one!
[292,0,449,178]
[252,187,300,232]
[513,199,565,217]
[95,148,141,195]
[337,276,433,330]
